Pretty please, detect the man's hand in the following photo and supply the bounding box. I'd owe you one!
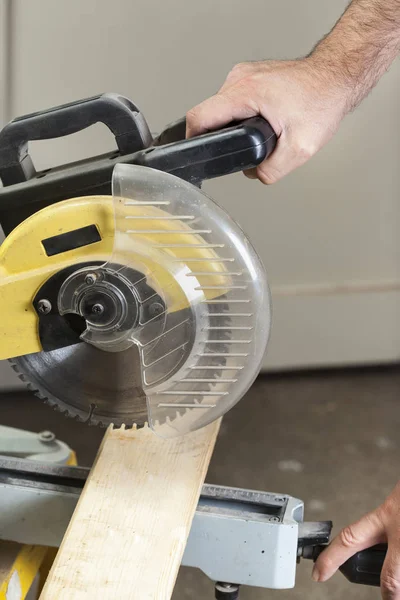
[314,482,400,599]
[186,59,348,184]
[187,0,400,184]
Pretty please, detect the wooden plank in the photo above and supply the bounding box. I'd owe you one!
[40,421,220,600]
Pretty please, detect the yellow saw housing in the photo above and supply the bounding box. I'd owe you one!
[0,194,230,361]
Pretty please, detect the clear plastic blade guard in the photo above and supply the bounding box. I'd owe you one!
[88,164,271,437]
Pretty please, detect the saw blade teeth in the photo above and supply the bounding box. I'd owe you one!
[8,291,232,430]
[111,422,144,431]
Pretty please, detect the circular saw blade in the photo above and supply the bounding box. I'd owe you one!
[10,343,148,428]
[10,304,229,431]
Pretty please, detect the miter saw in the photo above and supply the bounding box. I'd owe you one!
[0,95,388,595]
[0,93,276,438]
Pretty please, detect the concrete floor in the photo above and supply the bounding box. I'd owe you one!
[1,366,397,599]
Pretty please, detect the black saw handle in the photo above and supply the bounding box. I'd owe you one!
[0,93,152,185]
[309,544,387,587]
[149,115,277,183]
[0,94,277,235]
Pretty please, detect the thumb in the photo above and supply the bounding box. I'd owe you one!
[313,509,386,583]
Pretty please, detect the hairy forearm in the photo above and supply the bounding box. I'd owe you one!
[309,0,400,111]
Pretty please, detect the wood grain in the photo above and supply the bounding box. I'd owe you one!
[40,421,220,600]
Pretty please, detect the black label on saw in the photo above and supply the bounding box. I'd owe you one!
[42,224,101,257]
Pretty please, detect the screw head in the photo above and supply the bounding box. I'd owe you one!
[38,430,55,443]
[85,273,97,285]
[37,299,52,315]
[91,303,105,315]
[149,302,163,317]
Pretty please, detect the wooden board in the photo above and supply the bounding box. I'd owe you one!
[40,421,220,600]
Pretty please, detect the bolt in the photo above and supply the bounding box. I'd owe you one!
[91,303,105,315]
[215,583,240,599]
[38,430,55,443]
[37,299,52,315]
[149,302,163,317]
[85,273,97,285]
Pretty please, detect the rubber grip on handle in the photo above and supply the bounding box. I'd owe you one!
[144,116,277,183]
[310,544,387,587]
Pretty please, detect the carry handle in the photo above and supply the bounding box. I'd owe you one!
[0,93,153,185]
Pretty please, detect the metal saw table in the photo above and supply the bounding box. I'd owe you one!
[0,454,332,598]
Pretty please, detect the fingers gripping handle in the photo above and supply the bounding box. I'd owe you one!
[340,544,387,587]
[150,116,277,183]
[308,544,387,587]
[0,93,153,186]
